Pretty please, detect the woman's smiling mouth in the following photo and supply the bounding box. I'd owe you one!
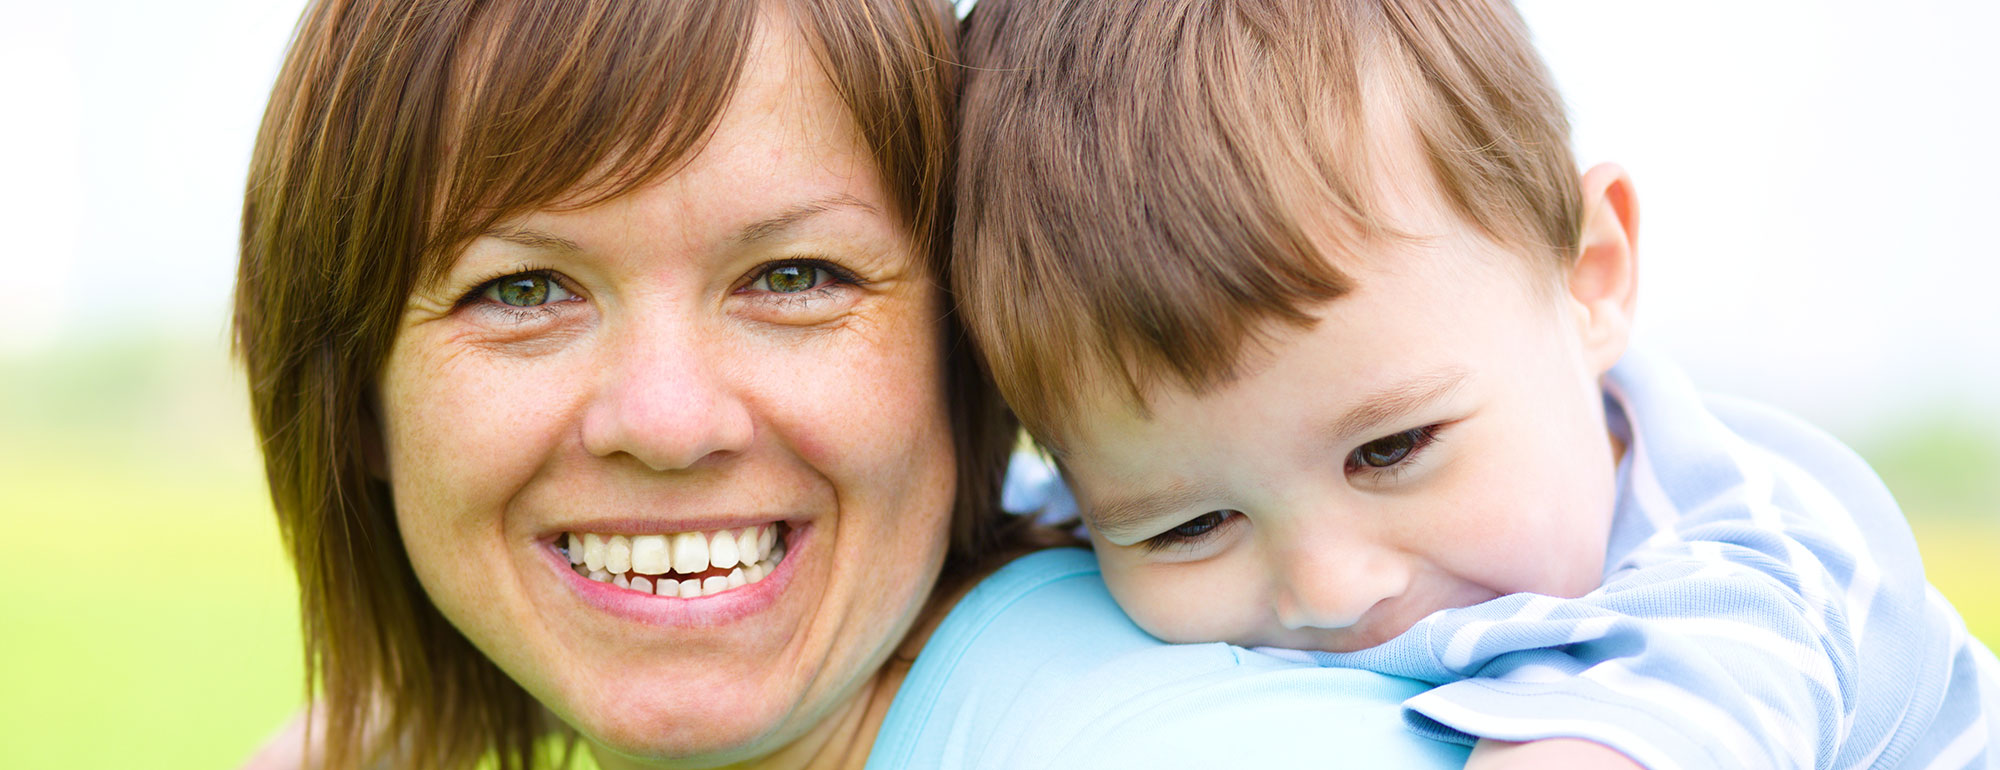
[559,523,789,598]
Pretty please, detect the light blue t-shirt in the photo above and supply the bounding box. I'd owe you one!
[1299,348,2000,769]
[866,548,1471,768]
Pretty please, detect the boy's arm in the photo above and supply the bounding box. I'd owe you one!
[1336,565,1851,770]
[1467,738,1645,770]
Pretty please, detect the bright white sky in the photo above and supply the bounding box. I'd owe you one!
[3,0,1996,441]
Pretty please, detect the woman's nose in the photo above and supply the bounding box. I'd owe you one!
[579,320,755,472]
[1271,537,1411,631]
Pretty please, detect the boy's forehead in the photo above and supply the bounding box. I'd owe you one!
[1061,215,1552,460]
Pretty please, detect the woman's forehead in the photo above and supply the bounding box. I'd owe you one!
[425,4,904,286]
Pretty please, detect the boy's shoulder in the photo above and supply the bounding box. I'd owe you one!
[1603,347,1915,567]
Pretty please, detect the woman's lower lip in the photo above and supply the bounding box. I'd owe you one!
[551,523,808,626]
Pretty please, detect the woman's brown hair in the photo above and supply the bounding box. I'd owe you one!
[234,0,1009,766]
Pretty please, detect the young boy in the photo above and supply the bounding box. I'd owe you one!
[952,0,2000,767]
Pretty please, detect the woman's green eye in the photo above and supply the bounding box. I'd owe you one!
[760,264,826,293]
[481,273,573,307]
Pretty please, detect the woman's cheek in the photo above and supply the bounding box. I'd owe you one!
[762,307,951,487]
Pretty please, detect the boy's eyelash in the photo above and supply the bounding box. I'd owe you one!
[1134,426,1447,554]
[1141,510,1240,554]
[1344,424,1446,480]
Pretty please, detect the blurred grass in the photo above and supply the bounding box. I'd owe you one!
[1863,417,2000,645]
[0,335,302,769]
[0,335,1993,768]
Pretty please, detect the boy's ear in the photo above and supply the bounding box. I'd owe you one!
[1566,162,1639,375]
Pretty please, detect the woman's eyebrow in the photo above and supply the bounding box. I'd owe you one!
[482,226,584,253]
[477,193,876,254]
[733,192,877,245]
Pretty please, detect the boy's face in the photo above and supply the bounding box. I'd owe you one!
[1062,227,1626,653]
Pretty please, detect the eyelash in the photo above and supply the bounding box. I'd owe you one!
[1142,510,1241,553]
[737,257,867,303]
[454,258,866,319]
[1342,424,1446,480]
[1137,424,1446,553]
[457,267,578,323]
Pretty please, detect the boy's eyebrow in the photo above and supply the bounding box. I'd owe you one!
[1084,480,1224,542]
[1325,366,1472,443]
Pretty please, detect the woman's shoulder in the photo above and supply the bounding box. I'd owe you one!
[868,548,1470,769]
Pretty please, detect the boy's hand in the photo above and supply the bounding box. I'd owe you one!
[1466,738,1647,770]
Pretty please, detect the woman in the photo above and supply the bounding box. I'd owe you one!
[237,0,1470,766]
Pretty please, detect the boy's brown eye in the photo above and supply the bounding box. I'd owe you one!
[1169,511,1229,538]
[1355,432,1417,468]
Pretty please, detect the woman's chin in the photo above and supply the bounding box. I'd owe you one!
[568,696,798,767]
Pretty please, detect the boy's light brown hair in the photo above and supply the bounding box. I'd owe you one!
[955,0,1583,446]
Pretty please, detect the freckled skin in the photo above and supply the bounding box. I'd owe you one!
[375,12,956,768]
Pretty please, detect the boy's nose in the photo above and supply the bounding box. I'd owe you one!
[1271,539,1410,631]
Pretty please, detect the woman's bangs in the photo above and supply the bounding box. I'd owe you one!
[423,0,760,284]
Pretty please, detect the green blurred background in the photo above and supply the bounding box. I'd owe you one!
[3,333,1995,769]
[4,1,1996,768]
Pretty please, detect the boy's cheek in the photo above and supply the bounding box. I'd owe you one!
[1100,552,1259,645]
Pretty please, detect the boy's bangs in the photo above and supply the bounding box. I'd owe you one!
[955,0,1583,447]
[420,0,760,286]
[957,0,1404,445]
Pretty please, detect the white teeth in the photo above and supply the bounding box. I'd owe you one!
[583,533,607,572]
[605,536,632,574]
[567,525,786,596]
[672,532,709,574]
[710,530,740,569]
[629,535,670,575]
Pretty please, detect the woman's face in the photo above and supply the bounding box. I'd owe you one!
[374,13,957,764]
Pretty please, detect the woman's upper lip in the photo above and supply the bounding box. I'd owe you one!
[540,516,799,539]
